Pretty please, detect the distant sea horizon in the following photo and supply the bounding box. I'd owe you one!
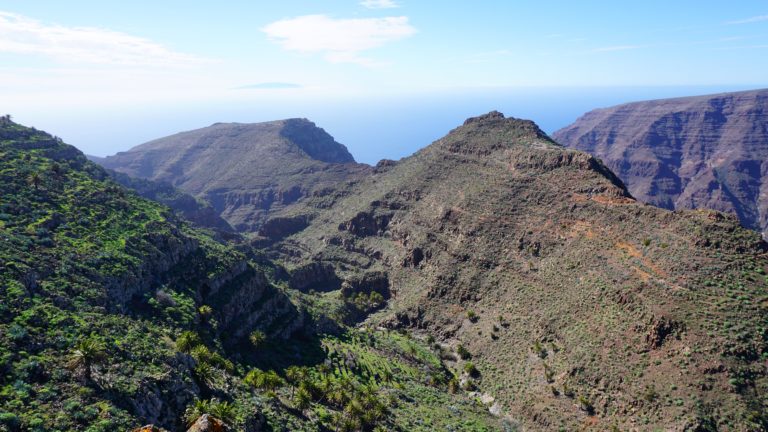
[9,84,765,165]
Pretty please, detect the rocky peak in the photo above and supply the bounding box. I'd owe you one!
[462,110,506,125]
[435,111,558,157]
[280,118,355,164]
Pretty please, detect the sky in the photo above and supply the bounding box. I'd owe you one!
[1,1,767,163]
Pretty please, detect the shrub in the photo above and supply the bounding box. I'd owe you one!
[464,362,479,377]
[578,395,594,414]
[448,377,459,394]
[0,412,20,430]
[456,344,471,360]
[466,310,478,323]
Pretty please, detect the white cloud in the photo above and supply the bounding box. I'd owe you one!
[727,15,768,25]
[262,14,415,66]
[0,11,205,66]
[360,0,400,9]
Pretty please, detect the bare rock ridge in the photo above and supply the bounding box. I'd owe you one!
[553,88,768,236]
[269,112,768,430]
[99,119,370,232]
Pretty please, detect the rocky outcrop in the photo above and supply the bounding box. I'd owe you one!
[191,258,304,343]
[288,261,342,292]
[186,414,230,432]
[339,210,393,237]
[131,354,200,429]
[340,271,390,299]
[257,214,311,241]
[553,88,768,236]
[279,118,355,163]
[104,222,199,311]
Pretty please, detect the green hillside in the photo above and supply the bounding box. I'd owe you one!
[0,117,498,431]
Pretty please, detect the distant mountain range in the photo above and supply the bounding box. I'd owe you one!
[554,88,768,237]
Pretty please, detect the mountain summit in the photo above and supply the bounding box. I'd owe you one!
[267,112,768,430]
[100,119,369,232]
[553,88,768,236]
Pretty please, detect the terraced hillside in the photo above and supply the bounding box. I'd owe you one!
[268,112,768,430]
[0,118,500,431]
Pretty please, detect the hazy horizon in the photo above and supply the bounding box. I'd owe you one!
[8,84,765,164]
[2,1,767,163]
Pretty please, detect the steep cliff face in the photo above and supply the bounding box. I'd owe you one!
[98,119,371,232]
[553,89,768,236]
[271,112,768,430]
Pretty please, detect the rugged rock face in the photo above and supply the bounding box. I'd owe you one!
[186,414,231,432]
[270,112,768,430]
[553,89,768,236]
[98,119,371,232]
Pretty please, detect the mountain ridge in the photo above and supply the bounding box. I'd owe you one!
[553,88,768,237]
[99,119,371,232]
[265,111,768,430]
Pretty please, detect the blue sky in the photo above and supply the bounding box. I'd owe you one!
[1,1,767,162]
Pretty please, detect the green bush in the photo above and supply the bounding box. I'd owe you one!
[456,344,471,360]
[0,412,20,430]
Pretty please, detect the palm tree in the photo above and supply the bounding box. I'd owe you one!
[285,366,308,397]
[249,330,266,348]
[28,172,42,191]
[68,337,107,383]
[245,368,284,391]
[294,386,312,412]
[176,331,202,353]
[194,362,217,388]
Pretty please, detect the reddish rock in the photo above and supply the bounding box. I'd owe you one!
[554,89,768,236]
[186,414,229,432]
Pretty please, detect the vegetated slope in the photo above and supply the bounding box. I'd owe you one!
[270,112,768,430]
[99,119,372,233]
[0,117,500,432]
[552,88,768,237]
[105,170,234,233]
[0,118,301,431]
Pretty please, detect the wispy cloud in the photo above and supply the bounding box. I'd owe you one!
[360,0,400,9]
[726,15,768,25]
[262,14,416,66]
[234,82,302,90]
[592,45,643,52]
[0,11,205,66]
[719,36,748,42]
